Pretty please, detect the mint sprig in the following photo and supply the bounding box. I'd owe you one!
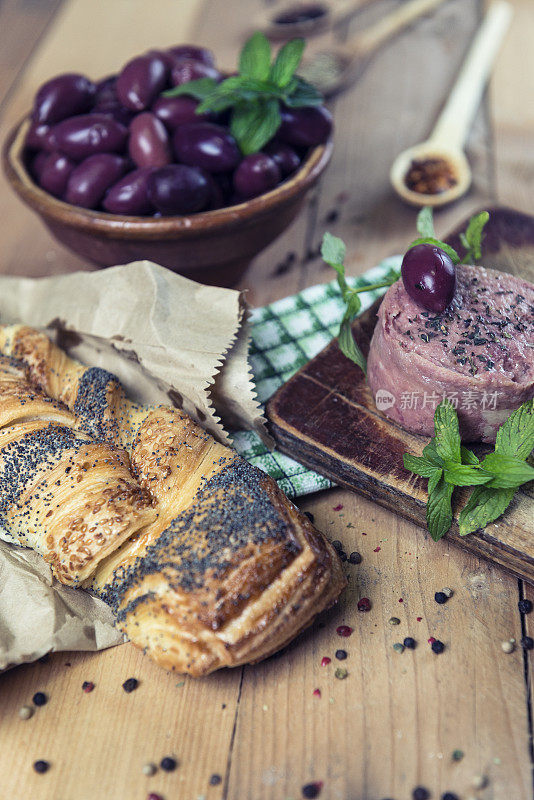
[162,32,322,155]
[403,399,534,541]
[321,208,490,374]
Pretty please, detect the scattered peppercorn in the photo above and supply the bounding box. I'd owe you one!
[393,643,405,654]
[32,692,47,706]
[209,774,222,786]
[442,587,453,598]
[452,749,464,761]
[122,677,139,693]
[389,617,401,626]
[18,705,33,720]
[412,787,430,800]
[82,681,95,693]
[336,625,353,637]
[348,551,362,564]
[321,657,331,666]
[33,760,50,774]
[357,597,371,612]
[518,599,533,614]
[331,540,343,552]
[521,636,534,650]
[334,667,348,680]
[160,757,177,772]
[147,794,164,800]
[335,649,347,660]
[302,781,323,798]
[142,763,157,776]
[431,640,445,654]
[442,793,459,800]
[501,640,515,653]
[313,688,321,698]
[435,591,448,605]
[403,637,416,649]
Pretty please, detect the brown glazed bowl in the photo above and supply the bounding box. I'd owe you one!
[3,117,333,287]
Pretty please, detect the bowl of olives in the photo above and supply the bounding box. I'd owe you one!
[3,37,333,286]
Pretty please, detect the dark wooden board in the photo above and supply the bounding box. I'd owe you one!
[267,208,534,583]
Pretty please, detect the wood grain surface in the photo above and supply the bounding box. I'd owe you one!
[0,1,533,800]
[267,208,534,584]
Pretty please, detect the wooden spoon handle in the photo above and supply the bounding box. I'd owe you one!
[349,0,447,59]
[429,1,513,149]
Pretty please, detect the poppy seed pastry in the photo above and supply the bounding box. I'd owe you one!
[0,325,346,676]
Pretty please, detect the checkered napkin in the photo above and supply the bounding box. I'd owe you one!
[230,256,402,498]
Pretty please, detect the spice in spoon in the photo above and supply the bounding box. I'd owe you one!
[404,157,458,195]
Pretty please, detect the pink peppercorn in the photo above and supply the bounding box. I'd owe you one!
[428,637,436,644]
[357,597,371,612]
[333,504,343,511]
[374,547,381,552]
[417,617,423,622]
[336,625,354,636]
[313,688,321,698]
[82,681,94,693]
[321,657,331,667]
[147,794,164,800]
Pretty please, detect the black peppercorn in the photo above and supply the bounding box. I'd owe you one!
[412,788,430,800]
[32,692,47,706]
[348,552,362,564]
[434,591,448,605]
[335,649,347,660]
[209,774,222,786]
[160,756,177,771]
[442,793,459,800]
[521,636,534,650]
[518,599,533,614]
[331,540,343,552]
[302,783,322,799]
[122,677,139,693]
[33,760,49,774]
[431,640,445,654]
[403,637,416,649]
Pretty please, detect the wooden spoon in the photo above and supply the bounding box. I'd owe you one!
[299,0,447,97]
[390,0,513,208]
[256,0,370,41]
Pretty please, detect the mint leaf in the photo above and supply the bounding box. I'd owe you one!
[461,446,479,465]
[442,461,492,486]
[282,76,323,107]
[321,233,349,297]
[270,38,305,87]
[338,294,365,373]
[458,485,516,536]
[460,211,489,263]
[426,475,454,541]
[479,452,534,489]
[163,77,218,100]
[434,400,461,463]
[495,399,534,460]
[423,439,444,468]
[428,468,443,495]
[406,238,460,264]
[239,32,271,80]
[403,453,441,478]
[230,98,281,155]
[416,207,435,238]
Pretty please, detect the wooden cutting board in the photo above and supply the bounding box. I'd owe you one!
[267,208,534,583]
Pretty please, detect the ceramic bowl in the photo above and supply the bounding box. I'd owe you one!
[3,117,333,286]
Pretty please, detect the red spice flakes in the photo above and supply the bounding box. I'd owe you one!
[321,657,331,667]
[373,546,381,553]
[357,598,371,612]
[313,688,321,698]
[82,681,95,693]
[336,625,354,637]
[428,637,436,644]
[333,504,344,512]
[417,617,423,622]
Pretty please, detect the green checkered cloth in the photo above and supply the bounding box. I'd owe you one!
[231,255,402,498]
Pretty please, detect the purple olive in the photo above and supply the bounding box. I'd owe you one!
[25,121,53,152]
[233,153,281,199]
[92,78,134,126]
[170,59,220,87]
[38,152,75,197]
[278,105,333,147]
[263,141,301,177]
[51,114,128,160]
[128,113,172,168]
[103,168,154,215]
[173,122,240,173]
[152,96,207,130]
[29,151,50,182]
[32,73,96,125]
[65,154,126,209]
[147,165,210,215]
[166,45,215,68]
[401,244,456,313]
[116,54,168,111]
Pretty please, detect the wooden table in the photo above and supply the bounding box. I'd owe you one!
[0,1,533,798]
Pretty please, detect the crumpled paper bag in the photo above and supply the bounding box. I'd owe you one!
[0,260,266,670]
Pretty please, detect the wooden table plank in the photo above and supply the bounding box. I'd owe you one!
[0,1,532,799]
